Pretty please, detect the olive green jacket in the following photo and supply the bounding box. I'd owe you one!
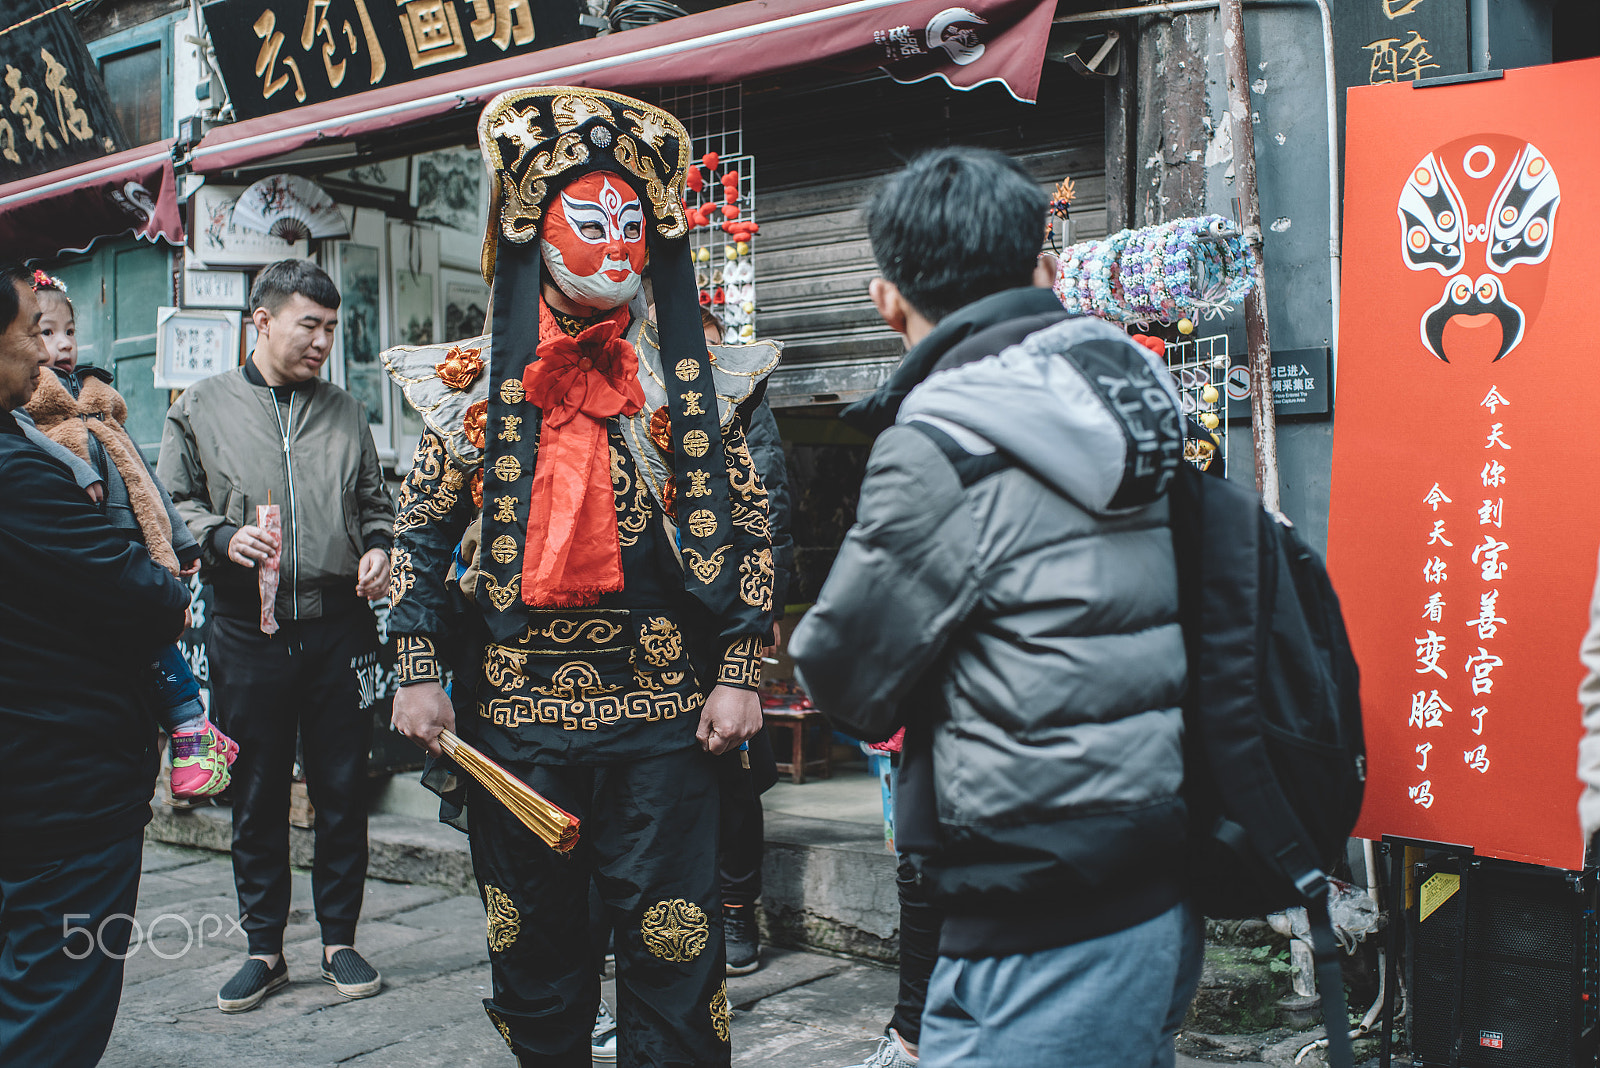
[157,362,393,621]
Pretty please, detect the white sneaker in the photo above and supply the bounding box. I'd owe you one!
[591,998,618,1065]
[847,1028,918,1068]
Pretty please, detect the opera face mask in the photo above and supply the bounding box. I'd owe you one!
[541,173,648,311]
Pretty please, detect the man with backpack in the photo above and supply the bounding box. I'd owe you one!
[790,147,1202,1068]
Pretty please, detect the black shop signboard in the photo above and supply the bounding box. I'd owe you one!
[0,2,126,185]
[204,0,589,121]
[1225,346,1332,419]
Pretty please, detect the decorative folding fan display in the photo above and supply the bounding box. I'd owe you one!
[232,174,348,242]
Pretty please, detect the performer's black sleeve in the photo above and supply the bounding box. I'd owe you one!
[389,430,479,685]
[713,421,775,690]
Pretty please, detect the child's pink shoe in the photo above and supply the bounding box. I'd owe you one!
[170,724,239,799]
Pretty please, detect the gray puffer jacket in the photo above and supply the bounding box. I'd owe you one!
[792,316,1188,948]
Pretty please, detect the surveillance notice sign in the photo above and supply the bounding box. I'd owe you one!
[1329,58,1600,870]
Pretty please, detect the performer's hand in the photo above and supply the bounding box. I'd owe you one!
[179,558,201,578]
[228,524,279,568]
[697,685,762,756]
[761,620,781,659]
[356,548,389,600]
[393,681,455,757]
[85,480,105,504]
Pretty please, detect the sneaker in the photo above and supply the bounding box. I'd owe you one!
[591,998,618,1065]
[724,903,761,976]
[217,957,289,1013]
[847,1029,918,1068]
[170,723,239,799]
[321,947,382,999]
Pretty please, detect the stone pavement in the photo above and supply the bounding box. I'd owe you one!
[104,843,1239,1067]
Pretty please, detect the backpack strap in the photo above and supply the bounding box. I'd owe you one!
[905,419,1010,488]
[1306,888,1355,1068]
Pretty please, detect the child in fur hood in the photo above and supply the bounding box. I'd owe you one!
[21,271,238,800]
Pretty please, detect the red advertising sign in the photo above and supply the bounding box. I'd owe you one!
[1330,59,1600,870]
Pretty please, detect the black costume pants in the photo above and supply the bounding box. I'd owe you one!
[210,610,376,955]
[716,728,775,908]
[471,745,729,1068]
[890,854,944,1046]
[0,833,142,1068]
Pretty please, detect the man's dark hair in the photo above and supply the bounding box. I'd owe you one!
[0,265,30,331]
[250,258,341,315]
[865,147,1047,323]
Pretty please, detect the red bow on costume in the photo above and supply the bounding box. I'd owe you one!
[520,307,645,607]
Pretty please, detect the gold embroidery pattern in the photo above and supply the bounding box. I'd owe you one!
[484,645,531,691]
[710,983,731,1043]
[612,443,648,548]
[728,438,768,499]
[483,688,704,731]
[740,547,774,611]
[532,661,622,701]
[500,415,523,442]
[718,635,763,688]
[524,616,626,646]
[685,470,712,498]
[610,133,676,236]
[484,885,521,952]
[388,549,415,604]
[684,545,730,584]
[487,1008,514,1050]
[687,509,718,538]
[622,107,669,150]
[395,635,444,685]
[633,664,688,692]
[639,617,684,667]
[493,455,523,482]
[673,358,699,382]
[681,429,710,458]
[551,93,608,130]
[731,502,770,540]
[499,131,588,245]
[482,573,521,612]
[682,390,704,416]
[500,378,526,404]
[393,433,462,534]
[640,899,710,962]
[491,534,518,564]
[493,496,518,524]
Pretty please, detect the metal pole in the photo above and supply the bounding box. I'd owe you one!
[1219,0,1280,510]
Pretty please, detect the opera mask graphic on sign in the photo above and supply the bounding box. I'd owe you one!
[1398,134,1560,363]
[540,173,648,311]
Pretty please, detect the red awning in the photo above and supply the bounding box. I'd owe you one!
[0,141,184,264]
[191,0,1054,175]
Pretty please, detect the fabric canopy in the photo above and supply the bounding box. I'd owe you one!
[191,0,1055,175]
[0,141,183,264]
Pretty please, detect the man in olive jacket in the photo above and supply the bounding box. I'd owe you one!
[157,259,395,1013]
[0,265,191,1066]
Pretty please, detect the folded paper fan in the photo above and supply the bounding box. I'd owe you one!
[233,174,348,242]
[437,730,579,853]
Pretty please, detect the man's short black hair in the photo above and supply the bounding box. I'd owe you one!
[865,147,1047,324]
[251,258,341,315]
[0,265,30,332]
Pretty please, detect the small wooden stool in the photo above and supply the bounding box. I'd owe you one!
[762,708,832,784]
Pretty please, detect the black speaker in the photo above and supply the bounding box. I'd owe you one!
[1407,857,1599,1068]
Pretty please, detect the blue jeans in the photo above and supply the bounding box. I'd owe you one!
[920,900,1204,1068]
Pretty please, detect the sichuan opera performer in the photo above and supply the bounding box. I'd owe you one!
[382,87,779,1067]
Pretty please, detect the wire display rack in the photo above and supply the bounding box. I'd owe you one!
[1164,331,1231,476]
[657,84,757,343]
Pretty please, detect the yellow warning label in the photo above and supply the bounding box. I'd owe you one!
[1419,872,1460,923]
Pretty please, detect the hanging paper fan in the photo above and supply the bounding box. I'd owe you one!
[233,174,348,242]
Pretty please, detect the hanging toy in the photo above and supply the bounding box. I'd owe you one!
[1200,412,1220,430]
[686,166,704,193]
[724,245,739,260]
[721,204,741,220]
[1201,385,1219,405]
[736,240,751,256]
[696,247,711,264]
[713,287,726,305]
[1177,318,1195,335]
[702,152,720,172]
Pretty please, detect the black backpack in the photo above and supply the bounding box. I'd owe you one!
[1167,462,1367,1068]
